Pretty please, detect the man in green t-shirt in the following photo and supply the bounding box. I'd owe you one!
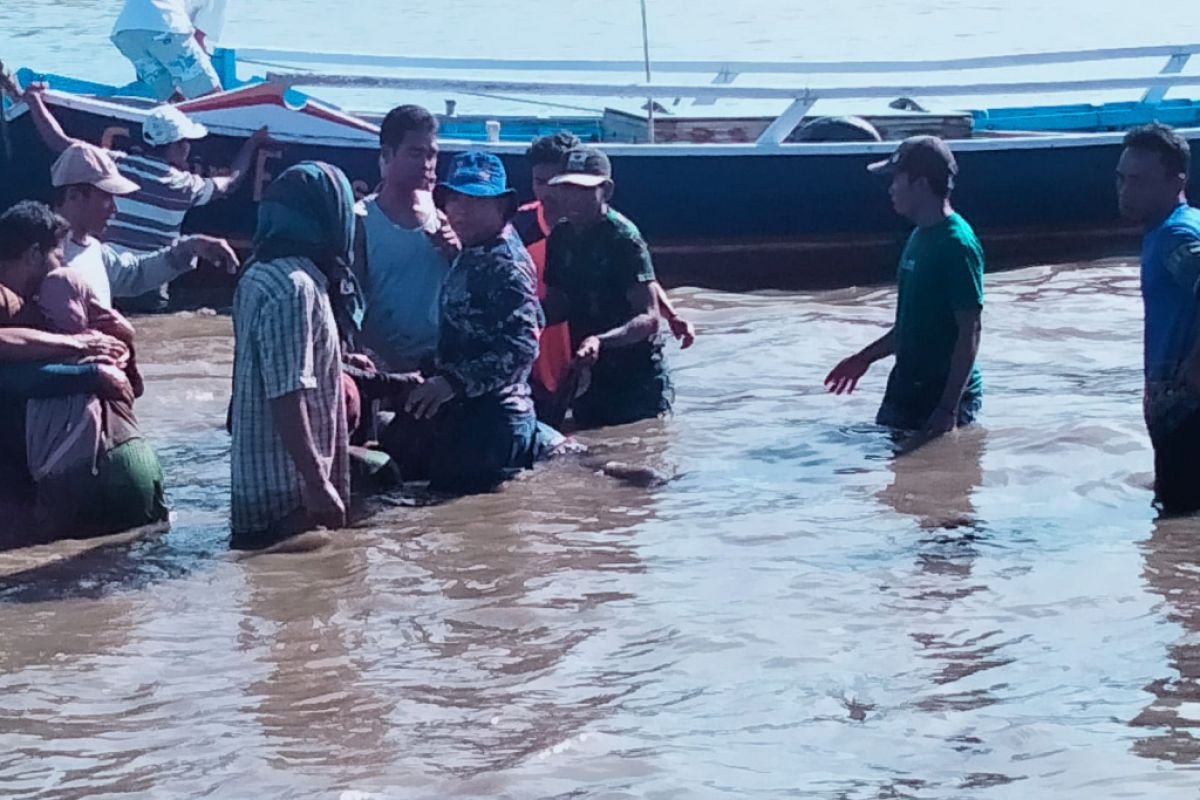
[825,136,984,436]
[541,147,672,428]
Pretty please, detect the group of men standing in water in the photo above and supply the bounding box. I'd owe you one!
[1,79,1198,546]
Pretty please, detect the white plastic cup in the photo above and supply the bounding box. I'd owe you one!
[485,120,501,143]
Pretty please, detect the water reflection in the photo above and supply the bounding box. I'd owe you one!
[1134,514,1200,764]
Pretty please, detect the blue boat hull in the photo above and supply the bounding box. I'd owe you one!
[2,99,1197,293]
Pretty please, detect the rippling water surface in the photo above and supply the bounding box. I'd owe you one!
[3,261,1200,797]
[6,1,1200,796]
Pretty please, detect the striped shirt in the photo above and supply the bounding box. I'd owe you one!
[106,150,216,254]
[230,256,349,535]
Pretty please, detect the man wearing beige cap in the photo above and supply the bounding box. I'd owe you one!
[825,135,985,439]
[49,141,237,309]
[24,83,267,310]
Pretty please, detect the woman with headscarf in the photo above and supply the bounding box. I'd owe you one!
[228,161,357,549]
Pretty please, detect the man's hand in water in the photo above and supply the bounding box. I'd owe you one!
[303,477,346,530]
[825,353,870,395]
[181,235,240,274]
[95,363,135,405]
[405,375,455,420]
[575,336,602,367]
[923,406,958,437]
[429,211,462,261]
[668,315,696,349]
[76,331,130,366]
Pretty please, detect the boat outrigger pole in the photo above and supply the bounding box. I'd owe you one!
[640,0,655,144]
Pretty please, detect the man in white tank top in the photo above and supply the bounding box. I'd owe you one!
[354,105,460,372]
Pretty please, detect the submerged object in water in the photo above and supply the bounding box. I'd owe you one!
[600,461,677,488]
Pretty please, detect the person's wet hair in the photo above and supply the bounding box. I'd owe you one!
[1124,122,1191,178]
[0,200,69,260]
[380,105,438,150]
[526,131,581,168]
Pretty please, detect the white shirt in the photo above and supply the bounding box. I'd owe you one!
[64,235,195,309]
[112,0,227,40]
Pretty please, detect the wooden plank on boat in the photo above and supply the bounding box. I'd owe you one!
[601,108,973,144]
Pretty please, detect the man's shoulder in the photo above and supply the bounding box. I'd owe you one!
[924,213,983,264]
[238,257,322,301]
[603,208,647,244]
[1161,205,1200,242]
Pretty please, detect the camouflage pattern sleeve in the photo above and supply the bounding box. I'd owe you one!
[436,238,541,399]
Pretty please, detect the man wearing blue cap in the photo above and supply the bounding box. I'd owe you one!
[403,151,543,491]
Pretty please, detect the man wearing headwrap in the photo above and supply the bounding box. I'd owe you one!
[229,161,357,548]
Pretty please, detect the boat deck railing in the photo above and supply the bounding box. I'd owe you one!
[223,43,1200,145]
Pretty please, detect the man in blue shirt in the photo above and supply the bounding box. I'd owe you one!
[1117,123,1200,513]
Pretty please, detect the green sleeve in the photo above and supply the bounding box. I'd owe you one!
[613,227,656,286]
[941,238,984,311]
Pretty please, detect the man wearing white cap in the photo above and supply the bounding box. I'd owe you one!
[48,141,238,309]
[110,0,228,101]
[24,83,267,308]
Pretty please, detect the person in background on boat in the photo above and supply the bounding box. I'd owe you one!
[230,162,354,549]
[515,131,695,422]
[354,104,460,373]
[825,135,984,437]
[402,151,544,491]
[110,0,227,101]
[22,83,269,311]
[0,201,140,540]
[541,146,673,428]
[47,142,239,310]
[23,208,169,537]
[1116,123,1200,514]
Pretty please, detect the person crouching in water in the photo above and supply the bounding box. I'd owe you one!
[403,152,545,492]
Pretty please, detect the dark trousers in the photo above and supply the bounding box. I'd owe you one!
[427,397,537,493]
[875,392,982,431]
[1153,410,1200,514]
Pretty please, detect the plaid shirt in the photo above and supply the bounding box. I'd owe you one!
[230,256,348,535]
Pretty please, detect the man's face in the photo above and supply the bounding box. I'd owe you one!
[62,186,118,238]
[165,139,192,169]
[531,163,559,205]
[381,130,438,193]
[14,237,65,295]
[1117,147,1184,224]
[888,171,924,220]
[442,191,506,247]
[546,181,608,228]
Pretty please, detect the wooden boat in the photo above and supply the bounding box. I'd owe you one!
[3,43,1200,292]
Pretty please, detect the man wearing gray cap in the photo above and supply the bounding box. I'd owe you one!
[541,146,673,428]
[825,136,985,438]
